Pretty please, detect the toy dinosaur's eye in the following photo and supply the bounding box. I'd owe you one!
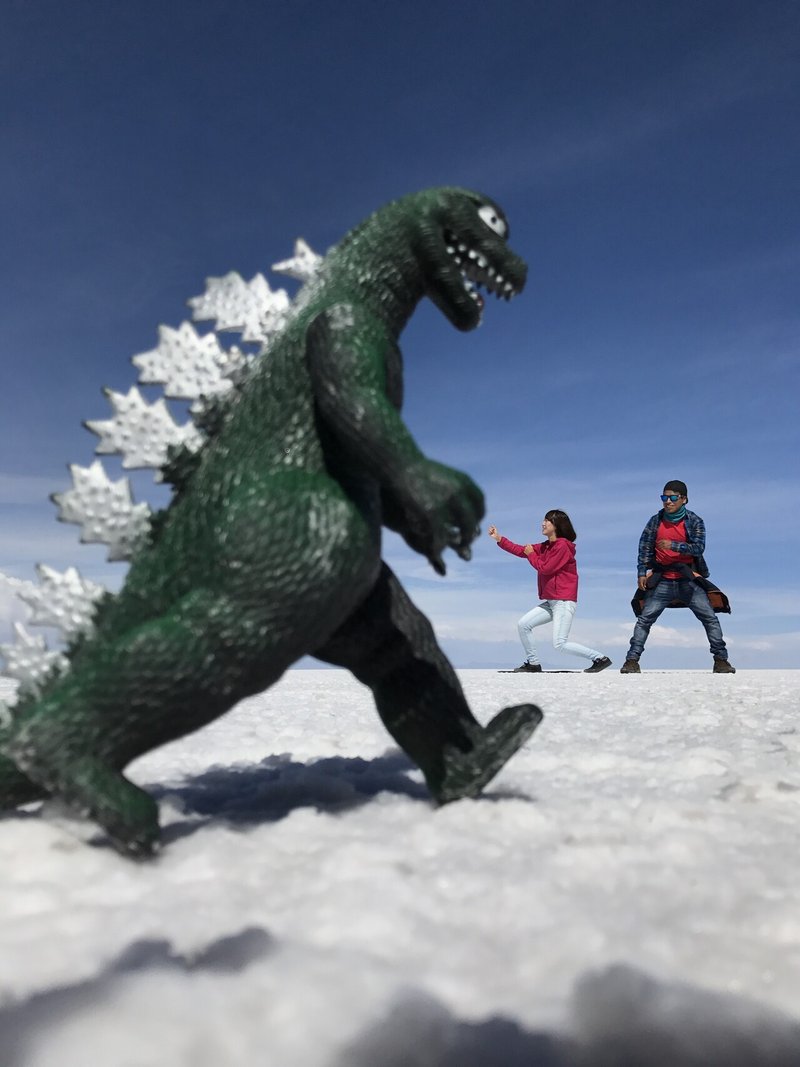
[478,204,507,238]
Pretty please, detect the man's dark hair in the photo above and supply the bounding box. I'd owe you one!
[663,479,688,499]
[545,509,577,542]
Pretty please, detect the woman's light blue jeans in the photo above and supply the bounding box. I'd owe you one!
[518,600,601,666]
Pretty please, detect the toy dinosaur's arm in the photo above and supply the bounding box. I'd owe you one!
[306,303,484,574]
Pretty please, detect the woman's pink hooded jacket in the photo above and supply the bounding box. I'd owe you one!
[497,536,579,601]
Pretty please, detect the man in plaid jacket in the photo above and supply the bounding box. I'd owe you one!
[620,479,735,674]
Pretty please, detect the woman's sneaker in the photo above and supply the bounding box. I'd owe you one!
[512,662,542,673]
[584,656,612,673]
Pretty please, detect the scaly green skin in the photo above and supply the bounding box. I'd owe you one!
[0,187,542,856]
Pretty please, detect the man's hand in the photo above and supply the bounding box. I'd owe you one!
[638,575,649,591]
[656,538,672,549]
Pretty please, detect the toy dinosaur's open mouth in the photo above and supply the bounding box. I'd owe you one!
[443,229,520,312]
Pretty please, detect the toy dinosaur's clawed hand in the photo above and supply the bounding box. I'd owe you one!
[394,459,484,575]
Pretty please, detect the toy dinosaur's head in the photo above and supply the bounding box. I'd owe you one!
[411,187,527,331]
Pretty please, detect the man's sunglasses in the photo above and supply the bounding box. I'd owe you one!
[660,494,681,503]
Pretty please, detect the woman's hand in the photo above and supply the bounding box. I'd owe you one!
[523,544,534,555]
[487,524,501,542]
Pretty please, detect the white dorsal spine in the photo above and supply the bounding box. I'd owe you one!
[272,238,323,282]
[0,622,69,699]
[85,387,203,476]
[12,565,106,639]
[1,236,314,703]
[132,322,248,402]
[188,272,291,346]
[52,461,152,562]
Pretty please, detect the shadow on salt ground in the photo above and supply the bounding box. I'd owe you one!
[147,750,434,846]
[151,751,537,847]
[338,966,800,1067]
[0,927,273,1067]
[0,750,536,851]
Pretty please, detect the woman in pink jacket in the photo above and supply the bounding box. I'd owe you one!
[488,509,611,674]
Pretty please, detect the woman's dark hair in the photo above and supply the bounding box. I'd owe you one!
[545,509,577,542]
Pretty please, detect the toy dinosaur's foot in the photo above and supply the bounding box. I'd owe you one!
[432,703,542,804]
[0,752,47,808]
[66,758,161,858]
[10,749,160,858]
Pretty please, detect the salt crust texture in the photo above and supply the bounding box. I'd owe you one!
[1,669,798,1066]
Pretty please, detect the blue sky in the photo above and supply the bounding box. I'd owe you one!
[2,0,798,669]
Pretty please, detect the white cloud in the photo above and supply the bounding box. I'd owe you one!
[729,632,800,655]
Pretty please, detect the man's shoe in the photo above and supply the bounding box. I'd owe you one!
[584,656,612,674]
[620,659,641,674]
[713,658,736,674]
[512,662,542,673]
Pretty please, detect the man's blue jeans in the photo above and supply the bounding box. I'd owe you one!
[626,579,729,661]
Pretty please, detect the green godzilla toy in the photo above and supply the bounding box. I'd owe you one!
[0,187,542,856]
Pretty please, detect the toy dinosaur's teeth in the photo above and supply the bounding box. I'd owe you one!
[444,230,518,306]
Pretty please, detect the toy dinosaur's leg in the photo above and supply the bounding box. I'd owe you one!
[4,590,278,856]
[16,748,159,858]
[64,757,160,857]
[313,563,542,801]
[0,750,46,807]
[6,525,380,856]
[8,697,165,856]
